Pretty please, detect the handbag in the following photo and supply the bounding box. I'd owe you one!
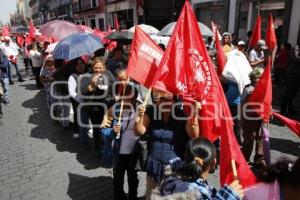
[131,133,150,172]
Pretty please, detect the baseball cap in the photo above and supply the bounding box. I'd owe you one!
[257,40,268,49]
[238,40,246,46]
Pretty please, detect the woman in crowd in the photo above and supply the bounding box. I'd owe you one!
[80,57,116,152]
[101,84,140,200]
[245,157,300,200]
[29,43,43,88]
[157,138,244,200]
[68,57,88,135]
[40,55,56,109]
[135,89,199,199]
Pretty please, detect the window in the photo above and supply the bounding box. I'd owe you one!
[91,0,98,8]
[98,18,104,30]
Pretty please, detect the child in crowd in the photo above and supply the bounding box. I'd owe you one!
[157,138,244,200]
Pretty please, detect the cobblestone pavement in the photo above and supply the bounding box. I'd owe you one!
[0,66,299,200]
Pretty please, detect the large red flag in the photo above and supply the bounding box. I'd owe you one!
[153,1,257,187]
[127,26,164,88]
[265,14,277,51]
[29,19,36,40]
[248,15,261,49]
[273,112,300,138]
[2,26,10,37]
[247,59,272,122]
[114,14,120,31]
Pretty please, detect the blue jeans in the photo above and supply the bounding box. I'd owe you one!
[78,106,90,144]
[0,77,9,101]
[8,62,22,80]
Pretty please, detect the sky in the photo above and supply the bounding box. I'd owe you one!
[0,0,17,24]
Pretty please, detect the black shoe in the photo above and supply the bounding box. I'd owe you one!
[9,81,14,85]
[18,78,25,82]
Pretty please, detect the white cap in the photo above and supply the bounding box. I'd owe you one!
[257,39,268,49]
[238,40,246,46]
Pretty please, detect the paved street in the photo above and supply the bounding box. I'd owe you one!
[0,66,299,200]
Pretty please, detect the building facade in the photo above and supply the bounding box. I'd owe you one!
[191,0,300,46]
[73,0,106,30]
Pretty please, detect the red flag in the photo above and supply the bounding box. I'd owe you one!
[153,1,257,187]
[2,26,10,37]
[247,59,272,122]
[16,35,24,47]
[29,19,36,40]
[25,35,32,46]
[211,21,221,41]
[248,15,261,49]
[265,14,277,51]
[273,112,300,138]
[114,14,120,31]
[127,26,164,88]
[214,27,226,76]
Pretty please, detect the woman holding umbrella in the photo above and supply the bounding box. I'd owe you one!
[80,57,116,152]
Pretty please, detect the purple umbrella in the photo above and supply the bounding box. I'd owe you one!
[39,20,83,41]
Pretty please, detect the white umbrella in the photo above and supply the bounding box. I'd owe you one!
[150,35,170,47]
[129,24,159,35]
[158,22,213,37]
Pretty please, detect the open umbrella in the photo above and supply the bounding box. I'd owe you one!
[105,31,133,44]
[11,26,29,34]
[39,20,83,41]
[77,25,94,33]
[53,33,103,60]
[128,24,159,35]
[158,22,213,37]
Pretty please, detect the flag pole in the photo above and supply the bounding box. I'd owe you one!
[231,159,239,181]
[116,77,130,138]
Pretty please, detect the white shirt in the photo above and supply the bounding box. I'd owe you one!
[119,111,140,154]
[29,50,43,67]
[0,41,19,58]
[68,75,83,103]
[249,49,264,69]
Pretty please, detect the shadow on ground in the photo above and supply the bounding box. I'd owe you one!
[270,137,300,157]
[21,83,102,170]
[67,173,113,200]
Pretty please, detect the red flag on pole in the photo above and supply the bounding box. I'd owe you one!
[273,112,300,138]
[247,59,273,122]
[214,27,226,76]
[2,26,10,37]
[114,14,120,31]
[265,14,277,51]
[127,26,164,89]
[153,1,257,187]
[248,15,261,49]
[29,19,36,40]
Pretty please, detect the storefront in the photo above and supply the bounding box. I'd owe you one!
[106,0,137,29]
[191,0,229,34]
